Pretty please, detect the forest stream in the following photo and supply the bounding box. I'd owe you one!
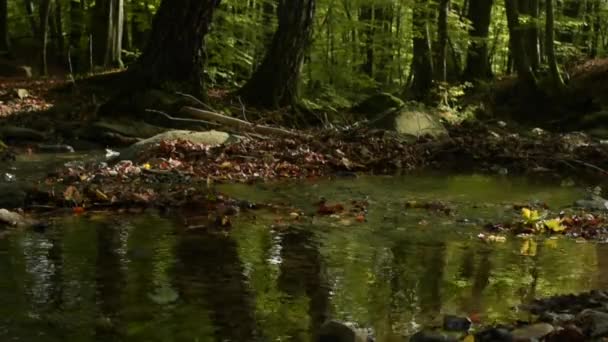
[0,155,602,341]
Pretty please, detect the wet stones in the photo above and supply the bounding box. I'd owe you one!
[511,322,555,341]
[575,309,608,338]
[318,320,374,342]
[442,315,472,332]
[409,331,457,342]
[475,327,513,342]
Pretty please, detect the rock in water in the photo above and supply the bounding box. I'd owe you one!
[442,315,472,332]
[0,209,25,226]
[409,331,457,342]
[576,309,608,338]
[511,323,555,341]
[37,144,75,153]
[318,320,373,342]
[475,327,513,342]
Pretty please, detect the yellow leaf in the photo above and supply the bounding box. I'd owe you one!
[220,161,232,169]
[544,218,566,233]
[463,335,475,342]
[521,208,540,222]
[544,238,558,249]
[142,163,152,170]
[520,239,537,256]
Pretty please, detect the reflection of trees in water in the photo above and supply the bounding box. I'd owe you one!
[174,232,259,341]
[460,248,492,314]
[389,241,446,324]
[95,224,125,340]
[596,244,608,289]
[277,227,330,340]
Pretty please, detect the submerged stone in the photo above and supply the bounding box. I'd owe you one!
[318,320,373,342]
[409,330,457,342]
[442,315,472,332]
[511,323,555,341]
[475,327,513,342]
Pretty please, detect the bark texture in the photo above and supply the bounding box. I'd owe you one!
[0,0,9,54]
[504,0,536,88]
[407,0,433,100]
[132,0,221,94]
[463,0,493,80]
[238,0,316,108]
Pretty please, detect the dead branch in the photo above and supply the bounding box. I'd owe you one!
[180,106,309,138]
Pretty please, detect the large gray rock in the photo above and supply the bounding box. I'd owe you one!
[119,130,240,161]
[576,309,608,338]
[369,108,447,138]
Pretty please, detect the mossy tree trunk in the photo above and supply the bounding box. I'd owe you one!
[130,0,221,96]
[237,0,316,109]
[463,0,494,81]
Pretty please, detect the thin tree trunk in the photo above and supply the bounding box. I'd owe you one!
[40,0,52,75]
[359,4,374,77]
[523,0,541,71]
[407,0,433,101]
[54,0,65,61]
[238,0,316,108]
[504,0,536,89]
[437,0,449,82]
[545,0,565,90]
[0,0,9,55]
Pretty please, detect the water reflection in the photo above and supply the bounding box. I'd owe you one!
[0,206,603,340]
[174,231,259,341]
[277,227,330,341]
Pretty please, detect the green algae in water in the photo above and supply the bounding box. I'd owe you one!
[0,174,601,341]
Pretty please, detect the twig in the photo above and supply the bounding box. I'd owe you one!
[180,106,309,138]
[175,92,218,112]
[145,109,220,128]
[567,158,608,175]
[237,96,248,122]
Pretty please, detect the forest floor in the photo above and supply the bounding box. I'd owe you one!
[1,60,608,232]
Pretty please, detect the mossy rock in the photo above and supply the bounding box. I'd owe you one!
[369,108,447,138]
[351,92,405,118]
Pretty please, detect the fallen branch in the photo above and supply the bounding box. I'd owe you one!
[180,106,309,138]
[145,109,220,128]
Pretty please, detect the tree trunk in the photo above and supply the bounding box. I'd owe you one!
[69,0,85,72]
[407,0,433,101]
[545,0,565,90]
[504,0,536,89]
[464,0,493,80]
[238,0,316,108]
[39,0,52,75]
[53,0,65,61]
[437,0,449,82]
[0,0,9,55]
[23,0,38,37]
[359,5,373,77]
[132,0,221,96]
[521,0,540,71]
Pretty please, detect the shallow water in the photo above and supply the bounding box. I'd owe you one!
[0,174,604,341]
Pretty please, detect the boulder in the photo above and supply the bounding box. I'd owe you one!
[369,108,447,138]
[351,93,405,118]
[442,315,471,332]
[0,209,26,227]
[119,130,240,161]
